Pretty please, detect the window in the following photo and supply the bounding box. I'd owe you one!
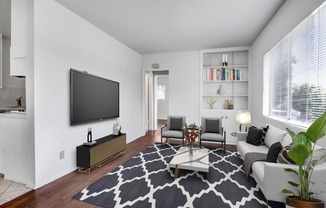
[264,2,326,126]
[156,85,166,100]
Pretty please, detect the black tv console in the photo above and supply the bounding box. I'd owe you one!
[76,133,126,173]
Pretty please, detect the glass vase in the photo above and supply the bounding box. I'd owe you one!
[189,142,193,156]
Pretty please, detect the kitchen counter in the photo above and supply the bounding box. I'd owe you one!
[0,111,26,118]
[0,106,26,113]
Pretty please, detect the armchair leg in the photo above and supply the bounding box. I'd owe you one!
[161,136,163,146]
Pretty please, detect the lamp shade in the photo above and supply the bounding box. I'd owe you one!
[236,111,251,124]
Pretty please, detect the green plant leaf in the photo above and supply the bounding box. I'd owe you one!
[284,168,298,176]
[288,143,310,165]
[282,189,294,195]
[286,128,297,140]
[288,181,299,187]
[307,112,326,143]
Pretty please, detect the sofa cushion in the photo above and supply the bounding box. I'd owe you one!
[237,141,269,158]
[169,117,182,131]
[246,127,263,146]
[307,146,326,165]
[205,119,219,133]
[267,142,283,162]
[277,145,295,164]
[281,134,292,147]
[261,125,269,143]
[264,125,287,148]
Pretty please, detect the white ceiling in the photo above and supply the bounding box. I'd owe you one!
[0,0,285,54]
[55,0,285,54]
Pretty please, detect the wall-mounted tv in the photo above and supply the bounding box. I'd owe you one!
[70,68,119,125]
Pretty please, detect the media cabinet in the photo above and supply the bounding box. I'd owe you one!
[76,133,126,173]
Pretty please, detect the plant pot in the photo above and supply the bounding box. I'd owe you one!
[286,196,324,208]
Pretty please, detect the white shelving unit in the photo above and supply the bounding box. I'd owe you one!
[200,47,250,144]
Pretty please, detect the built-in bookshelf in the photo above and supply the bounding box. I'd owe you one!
[200,47,250,144]
[201,47,249,111]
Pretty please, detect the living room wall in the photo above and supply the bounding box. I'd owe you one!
[33,0,142,188]
[142,51,201,125]
[250,0,326,146]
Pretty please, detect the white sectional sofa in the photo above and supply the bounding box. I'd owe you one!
[237,124,326,204]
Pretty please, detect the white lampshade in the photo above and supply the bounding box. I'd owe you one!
[236,111,251,124]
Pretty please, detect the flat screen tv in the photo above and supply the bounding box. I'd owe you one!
[70,68,119,125]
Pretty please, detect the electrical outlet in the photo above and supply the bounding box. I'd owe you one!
[59,150,64,160]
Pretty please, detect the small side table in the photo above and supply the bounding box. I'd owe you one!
[230,132,238,144]
[230,132,237,137]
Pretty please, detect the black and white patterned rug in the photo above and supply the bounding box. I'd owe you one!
[73,143,267,208]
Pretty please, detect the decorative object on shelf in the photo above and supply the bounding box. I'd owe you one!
[84,127,97,146]
[217,85,225,95]
[184,123,199,156]
[282,112,326,207]
[87,128,92,142]
[224,100,234,109]
[222,54,228,66]
[235,111,251,132]
[16,96,22,107]
[113,119,121,135]
[207,98,217,109]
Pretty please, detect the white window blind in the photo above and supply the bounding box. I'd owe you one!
[264,2,326,126]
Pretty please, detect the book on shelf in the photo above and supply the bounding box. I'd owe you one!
[202,67,242,81]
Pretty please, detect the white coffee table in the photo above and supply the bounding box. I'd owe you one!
[169,146,209,179]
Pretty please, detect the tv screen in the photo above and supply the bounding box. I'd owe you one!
[70,69,119,125]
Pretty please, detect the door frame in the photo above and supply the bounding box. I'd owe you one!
[142,69,169,133]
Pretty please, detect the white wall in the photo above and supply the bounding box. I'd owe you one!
[156,75,169,120]
[33,0,142,188]
[250,0,325,141]
[142,51,200,125]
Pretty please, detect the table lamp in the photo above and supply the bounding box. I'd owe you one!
[236,111,251,132]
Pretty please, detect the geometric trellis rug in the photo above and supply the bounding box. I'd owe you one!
[73,143,267,208]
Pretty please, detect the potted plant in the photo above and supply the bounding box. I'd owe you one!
[207,98,217,109]
[282,112,326,207]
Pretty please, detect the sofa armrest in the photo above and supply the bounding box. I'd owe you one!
[263,163,298,202]
[262,162,326,203]
[237,132,248,142]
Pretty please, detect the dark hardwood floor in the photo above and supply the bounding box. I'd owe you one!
[3,120,236,208]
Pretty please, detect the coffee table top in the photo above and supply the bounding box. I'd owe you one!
[169,146,209,173]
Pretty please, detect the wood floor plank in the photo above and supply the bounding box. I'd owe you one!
[3,121,236,208]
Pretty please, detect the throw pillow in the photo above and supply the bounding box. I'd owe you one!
[267,142,283,163]
[305,147,326,165]
[264,125,287,148]
[205,119,219,133]
[277,145,295,164]
[246,127,263,146]
[169,117,182,131]
[261,125,269,144]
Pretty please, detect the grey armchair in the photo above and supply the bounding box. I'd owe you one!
[199,117,226,152]
[161,116,186,146]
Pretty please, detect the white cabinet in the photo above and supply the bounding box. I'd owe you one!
[200,47,250,144]
[0,114,29,183]
[10,0,28,77]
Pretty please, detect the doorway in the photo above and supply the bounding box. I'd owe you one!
[144,70,169,132]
